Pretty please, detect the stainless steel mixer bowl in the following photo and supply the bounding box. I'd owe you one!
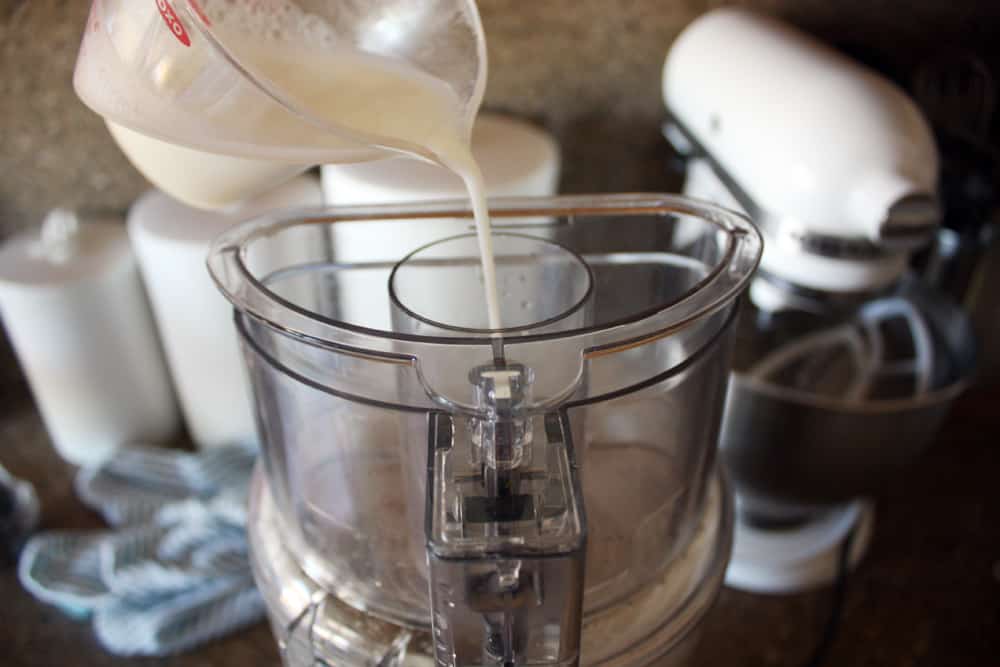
[720,282,976,521]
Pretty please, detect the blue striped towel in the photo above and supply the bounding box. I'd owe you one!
[18,444,264,656]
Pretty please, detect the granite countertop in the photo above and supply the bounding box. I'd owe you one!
[1,383,998,667]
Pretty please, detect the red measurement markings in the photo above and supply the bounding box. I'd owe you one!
[156,0,191,47]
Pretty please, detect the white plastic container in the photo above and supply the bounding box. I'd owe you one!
[0,211,179,465]
[128,175,324,449]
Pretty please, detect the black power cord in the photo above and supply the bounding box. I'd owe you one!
[802,526,858,667]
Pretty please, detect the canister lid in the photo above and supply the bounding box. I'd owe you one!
[0,210,130,289]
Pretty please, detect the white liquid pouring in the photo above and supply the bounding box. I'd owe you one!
[240,48,502,330]
[88,0,503,329]
[221,39,504,329]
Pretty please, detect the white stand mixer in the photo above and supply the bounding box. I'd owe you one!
[662,8,975,594]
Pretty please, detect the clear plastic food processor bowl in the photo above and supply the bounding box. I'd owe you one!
[208,195,761,666]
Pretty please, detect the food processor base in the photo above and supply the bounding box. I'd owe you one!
[248,465,734,667]
[725,499,875,595]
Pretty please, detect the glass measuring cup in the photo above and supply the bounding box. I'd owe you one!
[74,0,486,206]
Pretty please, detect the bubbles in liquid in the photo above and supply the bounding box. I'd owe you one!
[199,0,339,49]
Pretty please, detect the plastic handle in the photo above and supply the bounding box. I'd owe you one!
[425,410,586,667]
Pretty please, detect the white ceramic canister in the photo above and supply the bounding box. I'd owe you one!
[0,210,180,465]
[128,175,324,449]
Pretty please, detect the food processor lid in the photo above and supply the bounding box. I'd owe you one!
[209,194,759,344]
[209,194,761,410]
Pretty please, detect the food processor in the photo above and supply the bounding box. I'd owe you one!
[662,8,976,593]
[208,195,761,666]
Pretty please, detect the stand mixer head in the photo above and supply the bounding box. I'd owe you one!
[662,7,976,593]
